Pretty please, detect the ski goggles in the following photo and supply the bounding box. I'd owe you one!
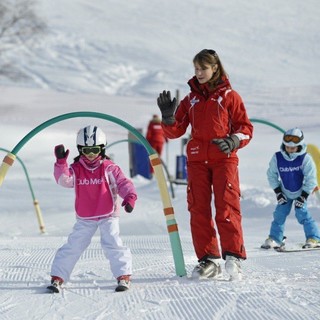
[81,146,101,155]
[283,134,303,144]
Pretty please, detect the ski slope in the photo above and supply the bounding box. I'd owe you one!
[1,87,320,320]
[1,0,320,319]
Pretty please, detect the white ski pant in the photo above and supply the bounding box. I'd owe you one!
[50,217,132,282]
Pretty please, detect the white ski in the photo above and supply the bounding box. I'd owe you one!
[274,246,320,252]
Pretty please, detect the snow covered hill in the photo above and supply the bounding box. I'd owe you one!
[1,0,320,97]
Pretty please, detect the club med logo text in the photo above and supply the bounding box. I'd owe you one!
[279,166,301,172]
[77,178,106,185]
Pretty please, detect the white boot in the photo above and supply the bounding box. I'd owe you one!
[225,255,242,281]
[261,237,282,249]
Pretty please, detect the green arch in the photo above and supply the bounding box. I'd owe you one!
[11,112,155,156]
[10,116,285,155]
[2,111,186,276]
[249,118,285,134]
[106,139,140,149]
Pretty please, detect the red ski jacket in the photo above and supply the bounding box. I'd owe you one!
[146,119,167,144]
[162,76,253,162]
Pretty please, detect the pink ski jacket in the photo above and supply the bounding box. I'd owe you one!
[54,156,137,220]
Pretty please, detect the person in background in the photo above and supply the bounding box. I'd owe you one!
[146,114,168,156]
[48,125,137,293]
[261,127,320,249]
[156,49,253,281]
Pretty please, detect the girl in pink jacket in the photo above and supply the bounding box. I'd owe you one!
[47,125,137,293]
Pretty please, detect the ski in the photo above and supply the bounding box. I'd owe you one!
[274,246,320,253]
[115,284,129,292]
[47,284,60,293]
[260,244,284,250]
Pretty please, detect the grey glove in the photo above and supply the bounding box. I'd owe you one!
[212,135,240,154]
[274,187,287,205]
[157,90,177,125]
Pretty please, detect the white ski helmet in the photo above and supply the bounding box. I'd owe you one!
[76,125,107,146]
[282,127,304,147]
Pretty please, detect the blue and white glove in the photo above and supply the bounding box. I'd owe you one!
[274,187,287,205]
[295,191,309,208]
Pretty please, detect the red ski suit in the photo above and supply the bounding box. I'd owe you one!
[162,76,253,260]
[146,118,167,156]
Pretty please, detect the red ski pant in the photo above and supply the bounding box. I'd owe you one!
[187,158,246,260]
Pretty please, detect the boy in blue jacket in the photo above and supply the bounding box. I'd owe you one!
[262,128,320,249]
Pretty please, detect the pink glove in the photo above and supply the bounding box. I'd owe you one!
[121,194,137,213]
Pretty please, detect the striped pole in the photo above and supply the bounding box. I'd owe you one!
[0,153,16,186]
[150,153,186,276]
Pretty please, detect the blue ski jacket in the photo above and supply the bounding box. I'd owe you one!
[267,143,317,199]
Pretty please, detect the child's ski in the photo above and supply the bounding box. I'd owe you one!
[115,283,130,292]
[274,246,320,253]
[47,284,60,293]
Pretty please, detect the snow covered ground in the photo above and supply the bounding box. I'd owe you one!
[1,0,320,319]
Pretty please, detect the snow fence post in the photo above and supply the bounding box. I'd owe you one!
[0,147,45,233]
[0,111,187,277]
[150,153,186,276]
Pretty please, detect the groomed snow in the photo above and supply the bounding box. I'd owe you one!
[0,1,320,319]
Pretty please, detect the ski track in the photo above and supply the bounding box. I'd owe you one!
[0,236,320,320]
[1,138,320,320]
[1,0,320,318]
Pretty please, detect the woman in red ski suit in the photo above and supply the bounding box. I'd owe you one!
[157,49,253,280]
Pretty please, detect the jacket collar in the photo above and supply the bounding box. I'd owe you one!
[187,76,231,99]
[79,155,103,171]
